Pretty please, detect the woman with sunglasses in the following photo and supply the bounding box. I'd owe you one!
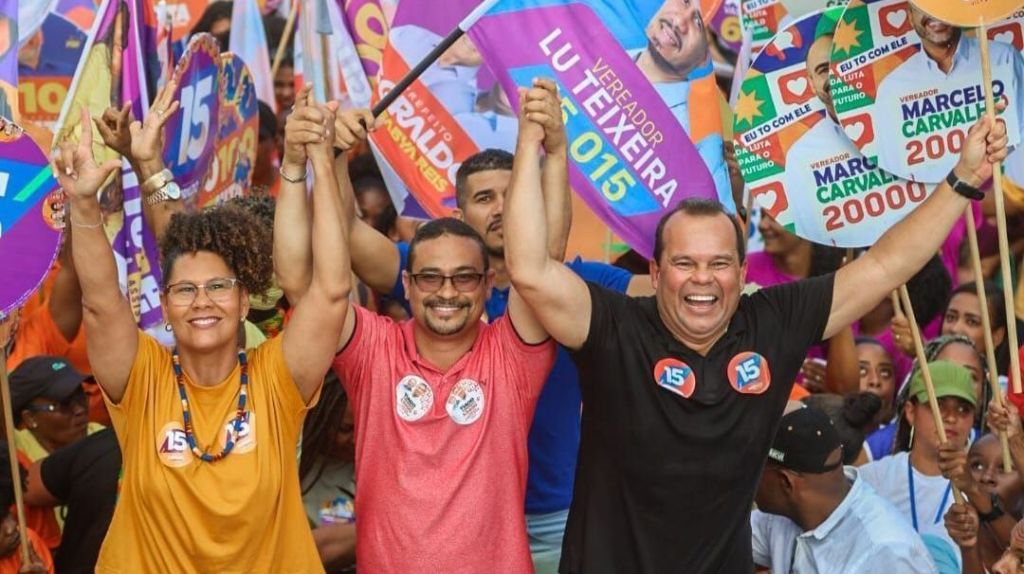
[9,355,102,550]
[53,89,351,573]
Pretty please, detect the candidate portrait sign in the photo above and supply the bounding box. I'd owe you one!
[734,7,935,247]
[829,0,1024,183]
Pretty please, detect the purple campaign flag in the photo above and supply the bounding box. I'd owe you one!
[469,1,719,258]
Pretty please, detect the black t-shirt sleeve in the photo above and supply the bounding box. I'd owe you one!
[576,281,627,361]
[40,435,82,502]
[757,272,836,349]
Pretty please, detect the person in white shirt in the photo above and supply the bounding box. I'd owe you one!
[858,361,980,573]
[752,405,936,573]
[873,6,1024,183]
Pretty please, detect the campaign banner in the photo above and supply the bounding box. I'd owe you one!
[17,12,89,137]
[18,0,60,44]
[0,126,63,316]
[155,0,208,42]
[741,0,789,54]
[782,0,851,19]
[734,8,934,247]
[56,0,101,31]
[910,0,1022,27]
[341,0,391,84]
[162,33,221,205]
[0,0,16,121]
[989,9,1024,189]
[470,0,728,257]
[829,0,1024,183]
[711,0,743,53]
[368,0,509,217]
[199,53,258,208]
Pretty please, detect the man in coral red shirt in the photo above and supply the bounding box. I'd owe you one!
[331,217,555,573]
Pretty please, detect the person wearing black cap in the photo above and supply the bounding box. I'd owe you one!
[10,355,103,552]
[11,356,94,457]
[752,406,935,573]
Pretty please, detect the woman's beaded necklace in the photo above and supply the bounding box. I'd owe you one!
[171,348,249,463]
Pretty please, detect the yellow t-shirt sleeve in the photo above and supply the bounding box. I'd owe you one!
[250,335,321,423]
[102,331,166,425]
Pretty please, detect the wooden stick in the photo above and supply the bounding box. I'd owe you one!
[741,190,754,256]
[965,207,1014,471]
[979,20,1022,394]
[899,285,966,504]
[891,290,902,318]
[0,348,30,563]
[271,0,299,80]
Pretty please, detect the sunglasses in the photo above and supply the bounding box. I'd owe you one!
[25,392,88,415]
[409,272,485,293]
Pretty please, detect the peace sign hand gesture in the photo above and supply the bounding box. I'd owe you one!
[53,106,122,202]
[129,77,180,172]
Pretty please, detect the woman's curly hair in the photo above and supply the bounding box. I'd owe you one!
[159,206,273,294]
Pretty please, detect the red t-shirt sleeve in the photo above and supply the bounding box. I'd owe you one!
[332,306,395,395]
[489,315,556,400]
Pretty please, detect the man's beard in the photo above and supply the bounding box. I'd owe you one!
[647,39,705,79]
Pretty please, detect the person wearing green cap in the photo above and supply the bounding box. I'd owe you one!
[859,360,978,573]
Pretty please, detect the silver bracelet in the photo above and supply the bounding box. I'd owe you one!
[279,165,307,184]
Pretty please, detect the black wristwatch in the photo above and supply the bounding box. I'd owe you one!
[947,170,985,201]
[978,492,1006,523]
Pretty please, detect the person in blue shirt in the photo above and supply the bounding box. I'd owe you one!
[319,84,653,573]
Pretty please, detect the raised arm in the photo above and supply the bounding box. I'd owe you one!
[824,111,1009,339]
[55,107,139,403]
[47,229,83,343]
[273,86,315,304]
[538,78,572,262]
[505,79,591,349]
[280,92,354,402]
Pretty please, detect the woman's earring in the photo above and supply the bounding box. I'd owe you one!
[909,425,915,450]
[165,323,172,332]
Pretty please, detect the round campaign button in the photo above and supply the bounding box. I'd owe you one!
[220,411,257,455]
[728,352,773,394]
[395,375,434,422]
[155,422,193,468]
[734,8,935,247]
[910,0,1022,27]
[653,358,697,399]
[829,0,1024,184]
[446,378,485,426]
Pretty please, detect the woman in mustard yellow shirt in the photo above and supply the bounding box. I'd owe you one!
[52,87,352,573]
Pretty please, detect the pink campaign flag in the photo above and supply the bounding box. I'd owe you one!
[468,0,728,258]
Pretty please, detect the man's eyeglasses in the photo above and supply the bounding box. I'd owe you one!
[409,272,485,293]
[25,393,87,415]
[165,278,241,307]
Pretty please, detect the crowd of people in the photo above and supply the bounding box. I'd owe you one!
[2,1,1024,573]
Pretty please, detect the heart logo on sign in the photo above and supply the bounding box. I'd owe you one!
[846,121,866,143]
[778,70,812,105]
[752,181,789,220]
[885,10,907,31]
[759,190,779,210]
[879,5,911,37]
[992,28,1021,50]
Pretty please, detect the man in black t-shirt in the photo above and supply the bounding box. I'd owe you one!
[504,80,1010,573]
